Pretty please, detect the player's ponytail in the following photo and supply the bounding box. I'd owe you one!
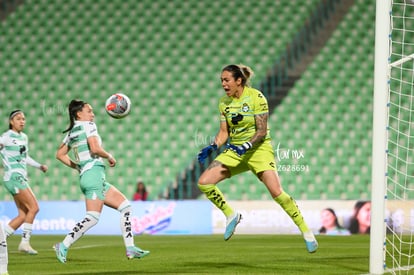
[222,64,254,87]
[62,99,86,133]
[239,65,254,87]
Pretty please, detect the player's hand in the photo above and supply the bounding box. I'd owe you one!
[107,154,116,167]
[226,142,252,156]
[197,143,218,164]
[40,164,48,173]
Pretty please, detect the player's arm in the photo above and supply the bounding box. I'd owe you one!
[249,112,268,146]
[26,155,48,172]
[56,143,80,171]
[87,136,116,167]
[197,119,229,164]
[213,120,229,148]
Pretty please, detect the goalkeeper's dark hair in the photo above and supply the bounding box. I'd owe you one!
[63,99,87,133]
[222,64,254,87]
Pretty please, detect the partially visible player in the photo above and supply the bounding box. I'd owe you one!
[0,110,48,255]
[0,223,9,275]
[197,64,318,253]
[54,99,150,263]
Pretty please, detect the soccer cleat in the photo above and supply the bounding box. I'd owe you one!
[303,231,318,253]
[18,242,38,255]
[54,242,68,263]
[224,212,242,241]
[126,246,150,260]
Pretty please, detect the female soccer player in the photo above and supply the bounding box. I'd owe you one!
[197,64,318,253]
[0,110,48,255]
[54,99,150,263]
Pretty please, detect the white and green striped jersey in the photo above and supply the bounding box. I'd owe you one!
[0,130,40,181]
[62,121,104,175]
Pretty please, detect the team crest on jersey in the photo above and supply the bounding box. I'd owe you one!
[241,103,249,112]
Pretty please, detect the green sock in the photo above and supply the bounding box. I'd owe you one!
[274,192,310,233]
[198,184,234,218]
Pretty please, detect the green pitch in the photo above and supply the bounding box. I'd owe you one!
[7,234,370,274]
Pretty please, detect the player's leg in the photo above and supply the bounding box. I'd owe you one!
[198,160,233,215]
[54,167,105,263]
[10,187,39,255]
[54,199,103,263]
[3,174,27,236]
[259,170,318,253]
[198,157,245,241]
[0,223,8,275]
[104,185,150,260]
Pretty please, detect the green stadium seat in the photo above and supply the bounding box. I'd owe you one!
[0,0,376,201]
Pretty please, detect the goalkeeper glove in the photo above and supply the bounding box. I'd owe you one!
[226,142,252,156]
[198,143,218,164]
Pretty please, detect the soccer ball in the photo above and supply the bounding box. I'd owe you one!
[105,93,131,119]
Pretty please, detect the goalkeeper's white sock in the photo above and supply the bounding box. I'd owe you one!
[62,211,100,248]
[21,222,33,243]
[0,225,8,274]
[118,200,134,247]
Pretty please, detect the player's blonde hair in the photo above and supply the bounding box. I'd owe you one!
[222,64,254,87]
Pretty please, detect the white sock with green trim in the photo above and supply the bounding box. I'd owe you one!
[118,200,134,247]
[4,224,14,238]
[21,222,33,243]
[62,211,100,248]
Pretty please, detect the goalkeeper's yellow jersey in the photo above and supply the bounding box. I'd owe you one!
[219,86,271,145]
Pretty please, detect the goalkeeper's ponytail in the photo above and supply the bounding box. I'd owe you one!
[63,99,87,133]
[222,64,254,87]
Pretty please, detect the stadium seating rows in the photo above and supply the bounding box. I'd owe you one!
[0,0,374,201]
[220,0,375,200]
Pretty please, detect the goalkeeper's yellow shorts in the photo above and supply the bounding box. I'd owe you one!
[215,141,276,177]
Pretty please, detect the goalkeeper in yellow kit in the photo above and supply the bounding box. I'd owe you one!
[197,64,318,253]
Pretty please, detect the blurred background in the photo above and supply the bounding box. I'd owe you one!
[0,0,374,202]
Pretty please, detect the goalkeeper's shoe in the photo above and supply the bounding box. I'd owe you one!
[303,231,318,253]
[54,242,68,263]
[18,241,38,255]
[224,212,242,241]
[126,246,150,260]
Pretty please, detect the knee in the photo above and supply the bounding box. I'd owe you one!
[198,178,208,186]
[27,204,39,216]
[198,171,216,186]
[32,205,40,215]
